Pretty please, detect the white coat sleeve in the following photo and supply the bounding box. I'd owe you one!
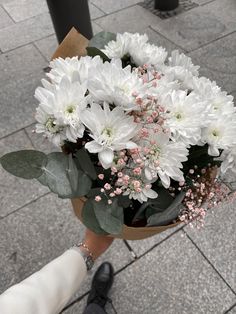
[0,248,87,314]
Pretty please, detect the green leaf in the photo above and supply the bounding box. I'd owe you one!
[133,188,174,222]
[38,152,75,198]
[117,195,132,208]
[67,154,79,191]
[86,47,110,62]
[73,170,92,198]
[147,192,185,226]
[38,152,92,198]
[89,31,116,49]
[82,199,108,235]
[0,150,47,179]
[132,202,150,222]
[74,148,97,180]
[94,198,124,235]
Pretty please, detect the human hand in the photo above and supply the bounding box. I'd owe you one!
[82,229,114,260]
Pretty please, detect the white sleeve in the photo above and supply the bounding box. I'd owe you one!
[0,248,87,314]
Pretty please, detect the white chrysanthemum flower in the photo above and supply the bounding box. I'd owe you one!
[161,90,211,146]
[35,106,66,147]
[139,132,188,188]
[163,66,195,91]
[123,183,158,203]
[47,55,102,85]
[80,103,140,169]
[189,76,219,97]
[102,32,148,59]
[190,76,235,115]
[208,90,235,115]
[88,59,147,111]
[168,50,200,76]
[35,77,88,145]
[130,43,167,67]
[201,115,236,156]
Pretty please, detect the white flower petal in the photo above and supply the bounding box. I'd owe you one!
[98,149,114,169]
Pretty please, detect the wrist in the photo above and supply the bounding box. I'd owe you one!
[72,242,95,271]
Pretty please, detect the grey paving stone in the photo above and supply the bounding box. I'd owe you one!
[92,21,103,34]
[0,6,13,29]
[96,5,159,33]
[151,0,236,52]
[0,194,77,293]
[25,124,60,154]
[188,32,236,93]
[145,26,185,53]
[185,200,236,292]
[34,34,58,62]
[63,298,86,314]
[0,12,54,52]
[0,70,46,138]
[89,2,105,19]
[228,305,236,313]
[128,224,183,257]
[0,194,132,298]
[0,44,46,87]
[3,0,48,22]
[231,90,236,102]
[91,0,141,14]
[109,231,235,314]
[0,130,48,218]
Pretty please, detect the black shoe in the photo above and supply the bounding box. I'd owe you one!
[87,262,114,308]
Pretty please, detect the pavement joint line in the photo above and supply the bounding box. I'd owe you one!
[224,302,236,314]
[23,127,36,149]
[94,3,144,21]
[90,1,107,16]
[32,41,50,63]
[61,291,89,313]
[6,10,50,26]
[186,30,236,53]
[200,0,218,7]
[0,4,16,25]
[148,25,187,52]
[0,191,51,220]
[183,230,236,296]
[123,239,138,259]
[0,122,36,143]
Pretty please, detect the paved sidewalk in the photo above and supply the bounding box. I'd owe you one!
[0,0,236,313]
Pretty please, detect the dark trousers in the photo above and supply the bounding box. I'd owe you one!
[83,303,107,314]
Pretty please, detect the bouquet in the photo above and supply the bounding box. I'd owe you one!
[1,30,236,238]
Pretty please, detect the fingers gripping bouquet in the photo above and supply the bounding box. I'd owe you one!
[1,30,236,238]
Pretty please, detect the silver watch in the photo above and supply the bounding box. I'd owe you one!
[73,243,94,271]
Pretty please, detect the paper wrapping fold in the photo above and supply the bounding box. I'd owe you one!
[53,28,181,240]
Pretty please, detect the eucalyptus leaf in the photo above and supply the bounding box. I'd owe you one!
[0,150,47,179]
[75,148,97,180]
[132,202,150,222]
[94,198,124,235]
[38,152,75,198]
[133,188,174,222]
[82,199,108,235]
[147,192,185,226]
[73,170,92,198]
[117,195,132,208]
[67,154,79,191]
[89,31,116,49]
[86,47,110,62]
